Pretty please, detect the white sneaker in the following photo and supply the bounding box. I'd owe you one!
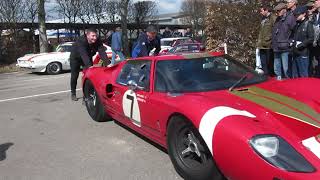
[255,68,264,75]
[276,76,282,81]
[107,64,114,68]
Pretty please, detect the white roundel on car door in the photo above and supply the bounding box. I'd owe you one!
[122,90,141,127]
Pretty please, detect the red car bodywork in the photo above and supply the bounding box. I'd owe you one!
[82,52,320,179]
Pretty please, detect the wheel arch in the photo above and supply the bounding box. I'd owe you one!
[165,112,196,136]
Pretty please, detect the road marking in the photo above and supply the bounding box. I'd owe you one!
[15,75,68,83]
[0,88,81,103]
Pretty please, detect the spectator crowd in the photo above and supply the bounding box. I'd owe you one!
[256,0,320,80]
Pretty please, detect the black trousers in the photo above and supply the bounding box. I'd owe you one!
[70,60,82,95]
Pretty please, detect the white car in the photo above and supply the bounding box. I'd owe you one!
[160,37,191,52]
[16,42,74,74]
[150,37,191,55]
[16,42,113,74]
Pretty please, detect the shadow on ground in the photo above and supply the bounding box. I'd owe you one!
[0,143,14,161]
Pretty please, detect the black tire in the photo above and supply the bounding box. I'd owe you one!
[46,62,62,75]
[167,116,225,180]
[84,80,111,122]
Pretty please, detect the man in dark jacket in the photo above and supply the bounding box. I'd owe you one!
[132,25,161,58]
[272,3,296,80]
[256,4,277,75]
[292,6,315,77]
[69,28,108,101]
[162,27,172,38]
[310,0,320,76]
[184,28,193,38]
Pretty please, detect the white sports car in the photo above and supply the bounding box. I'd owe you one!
[16,42,74,74]
[16,42,113,74]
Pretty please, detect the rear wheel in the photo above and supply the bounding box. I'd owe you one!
[167,116,225,180]
[46,62,62,74]
[84,80,111,122]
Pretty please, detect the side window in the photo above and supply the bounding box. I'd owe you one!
[116,60,151,91]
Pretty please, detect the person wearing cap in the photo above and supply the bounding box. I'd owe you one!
[287,0,298,12]
[131,25,161,58]
[256,4,277,75]
[292,6,315,77]
[272,3,295,80]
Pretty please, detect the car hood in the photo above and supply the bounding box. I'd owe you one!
[18,52,67,61]
[177,78,320,139]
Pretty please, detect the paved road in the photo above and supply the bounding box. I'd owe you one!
[0,71,182,180]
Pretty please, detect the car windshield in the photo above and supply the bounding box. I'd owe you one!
[169,44,200,53]
[161,40,173,46]
[56,45,72,52]
[155,55,267,93]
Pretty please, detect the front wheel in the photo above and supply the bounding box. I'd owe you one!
[84,80,111,122]
[46,62,62,74]
[167,116,225,180]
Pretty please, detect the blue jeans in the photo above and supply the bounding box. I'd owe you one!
[111,50,125,65]
[274,52,289,78]
[292,55,309,78]
[259,49,271,75]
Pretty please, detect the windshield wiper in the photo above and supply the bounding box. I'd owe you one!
[228,74,248,91]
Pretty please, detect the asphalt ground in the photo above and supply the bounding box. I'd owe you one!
[0,71,182,180]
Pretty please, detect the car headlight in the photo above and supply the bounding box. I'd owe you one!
[250,135,315,172]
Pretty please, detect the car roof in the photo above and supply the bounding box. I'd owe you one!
[175,43,203,46]
[161,37,190,41]
[131,52,224,61]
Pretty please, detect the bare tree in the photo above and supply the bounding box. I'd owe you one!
[78,0,93,24]
[24,0,38,52]
[91,0,107,24]
[0,0,25,63]
[55,0,81,33]
[38,0,48,52]
[120,0,130,56]
[106,0,120,23]
[0,0,25,34]
[129,1,158,27]
[180,0,206,37]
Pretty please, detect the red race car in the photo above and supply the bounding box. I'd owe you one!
[82,52,320,180]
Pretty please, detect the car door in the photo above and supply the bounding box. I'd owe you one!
[111,60,152,128]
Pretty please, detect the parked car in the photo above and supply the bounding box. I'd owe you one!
[160,42,205,55]
[149,37,191,55]
[16,42,113,74]
[82,52,320,180]
[16,42,74,74]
